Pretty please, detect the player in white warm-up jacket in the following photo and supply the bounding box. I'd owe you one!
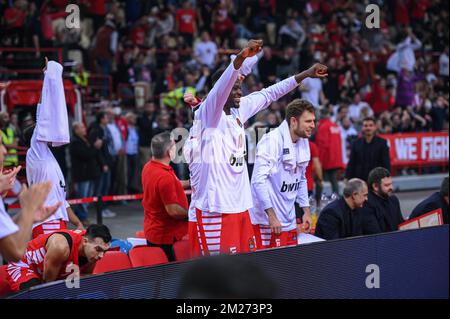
[191,37,328,255]
[24,58,84,238]
[250,99,320,249]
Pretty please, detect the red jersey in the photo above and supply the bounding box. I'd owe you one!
[176,9,196,34]
[306,141,319,192]
[315,118,344,170]
[142,160,188,244]
[10,230,85,280]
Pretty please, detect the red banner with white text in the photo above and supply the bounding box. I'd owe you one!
[379,132,449,167]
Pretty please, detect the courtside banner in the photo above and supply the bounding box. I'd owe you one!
[380,132,449,166]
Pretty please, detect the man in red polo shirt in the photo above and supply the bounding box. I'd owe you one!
[141,132,189,261]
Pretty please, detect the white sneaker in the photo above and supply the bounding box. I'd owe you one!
[102,209,117,218]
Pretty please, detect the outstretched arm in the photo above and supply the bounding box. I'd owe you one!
[196,40,263,128]
[239,63,328,122]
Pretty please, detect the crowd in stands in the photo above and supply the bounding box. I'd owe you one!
[0,0,448,223]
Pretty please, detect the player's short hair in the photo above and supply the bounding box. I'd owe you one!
[362,116,376,124]
[85,224,112,243]
[285,99,315,126]
[440,177,449,197]
[151,131,173,159]
[343,178,367,198]
[367,167,391,191]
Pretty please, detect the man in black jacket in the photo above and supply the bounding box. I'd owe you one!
[361,167,404,234]
[87,112,116,218]
[409,177,449,224]
[345,117,390,182]
[315,178,368,240]
[70,122,103,225]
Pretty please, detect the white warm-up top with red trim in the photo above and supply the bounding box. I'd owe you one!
[26,61,71,228]
[194,61,300,213]
[250,120,310,231]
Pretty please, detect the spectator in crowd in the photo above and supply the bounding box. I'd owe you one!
[92,14,118,97]
[339,117,358,165]
[439,46,449,91]
[106,107,127,197]
[0,112,19,167]
[141,132,189,262]
[410,177,449,224]
[299,71,327,108]
[137,102,156,184]
[315,108,344,195]
[387,29,422,74]
[346,117,391,182]
[70,122,103,225]
[430,95,449,131]
[211,7,235,48]
[315,178,368,240]
[125,112,139,194]
[193,31,218,69]
[175,0,198,47]
[258,47,278,87]
[361,167,404,235]
[348,93,373,124]
[278,17,306,49]
[396,67,420,108]
[88,112,115,218]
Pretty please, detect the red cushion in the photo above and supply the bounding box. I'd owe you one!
[93,251,132,274]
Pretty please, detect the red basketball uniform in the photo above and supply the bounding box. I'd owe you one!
[32,219,67,239]
[7,229,85,292]
[188,221,202,258]
[253,225,298,250]
[195,209,256,255]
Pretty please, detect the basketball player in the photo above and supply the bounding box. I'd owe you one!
[23,58,84,238]
[250,98,322,249]
[6,224,111,292]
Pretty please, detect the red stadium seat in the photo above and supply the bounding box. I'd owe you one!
[173,240,191,262]
[0,265,12,297]
[93,251,132,274]
[129,246,168,267]
[135,230,145,238]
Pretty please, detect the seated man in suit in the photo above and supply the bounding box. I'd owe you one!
[315,178,368,240]
[409,177,448,224]
[361,167,404,235]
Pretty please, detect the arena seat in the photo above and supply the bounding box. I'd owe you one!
[0,265,12,297]
[129,246,168,268]
[173,240,190,262]
[93,251,132,274]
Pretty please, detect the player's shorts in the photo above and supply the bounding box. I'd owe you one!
[252,224,298,250]
[188,221,202,258]
[195,209,256,256]
[6,261,41,293]
[32,219,67,239]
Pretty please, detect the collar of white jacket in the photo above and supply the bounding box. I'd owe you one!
[278,120,310,171]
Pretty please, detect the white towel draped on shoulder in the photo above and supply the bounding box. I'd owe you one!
[37,60,70,146]
[278,120,310,171]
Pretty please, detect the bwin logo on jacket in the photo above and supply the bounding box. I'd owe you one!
[280,180,301,193]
